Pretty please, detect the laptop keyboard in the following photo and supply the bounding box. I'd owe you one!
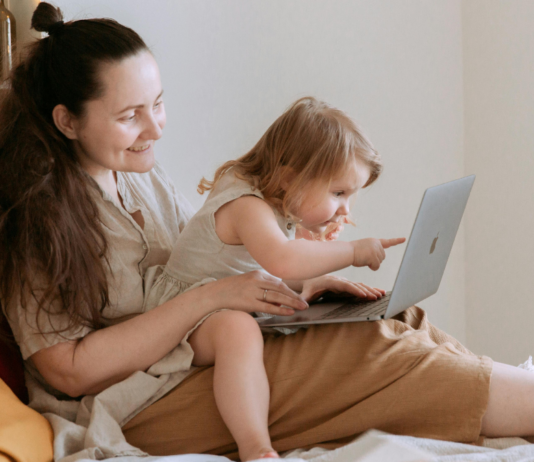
[319,292,392,320]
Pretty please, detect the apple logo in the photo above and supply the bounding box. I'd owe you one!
[430,232,439,254]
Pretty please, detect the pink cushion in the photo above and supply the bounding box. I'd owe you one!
[0,325,28,404]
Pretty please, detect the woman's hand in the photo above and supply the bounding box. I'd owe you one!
[300,274,386,303]
[207,270,309,316]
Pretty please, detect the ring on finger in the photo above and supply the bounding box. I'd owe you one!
[263,289,268,301]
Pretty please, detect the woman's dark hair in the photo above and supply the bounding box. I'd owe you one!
[0,3,149,341]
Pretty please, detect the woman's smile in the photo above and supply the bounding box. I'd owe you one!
[127,143,152,153]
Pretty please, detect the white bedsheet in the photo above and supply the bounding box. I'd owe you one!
[74,431,534,462]
[286,431,534,462]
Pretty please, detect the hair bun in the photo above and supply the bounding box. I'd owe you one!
[31,2,64,34]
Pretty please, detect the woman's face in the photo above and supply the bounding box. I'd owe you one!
[70,51,166,178]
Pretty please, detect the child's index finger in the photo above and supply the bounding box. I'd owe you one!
[380,237,406,249]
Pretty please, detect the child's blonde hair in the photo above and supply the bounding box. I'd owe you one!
[198,96,382,219]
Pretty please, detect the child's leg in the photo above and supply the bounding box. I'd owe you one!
[188,310,279,461]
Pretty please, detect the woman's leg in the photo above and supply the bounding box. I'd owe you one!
[399,308,534,438]
[123,306,492,460]
[392,305,475,355]
[481,362,534,437]
[188,310,278,461]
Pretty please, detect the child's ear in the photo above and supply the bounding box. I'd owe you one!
[279,166,296,191]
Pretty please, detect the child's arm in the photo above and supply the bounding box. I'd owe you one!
[216,196,404,281]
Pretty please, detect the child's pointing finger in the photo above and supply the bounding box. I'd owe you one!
[380,237,406,249]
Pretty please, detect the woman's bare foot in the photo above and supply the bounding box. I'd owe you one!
[240,446,280,461]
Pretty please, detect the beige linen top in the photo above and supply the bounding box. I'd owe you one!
[5,163,218,461]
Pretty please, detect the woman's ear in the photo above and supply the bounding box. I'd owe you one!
[52,104,79,140]
[279,166,296,191]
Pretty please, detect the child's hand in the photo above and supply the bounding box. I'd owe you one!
[351,237,406,271]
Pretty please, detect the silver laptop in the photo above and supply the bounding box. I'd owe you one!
[257,175,475,327]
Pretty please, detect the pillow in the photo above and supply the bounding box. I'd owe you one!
[0,324,28,404]
[0,379,53,462]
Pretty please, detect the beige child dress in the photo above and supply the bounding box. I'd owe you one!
[143,171,296,316]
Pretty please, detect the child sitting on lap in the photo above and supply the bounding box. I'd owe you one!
[144,96,405,461]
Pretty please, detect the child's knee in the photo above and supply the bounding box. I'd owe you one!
[210,310,263,348]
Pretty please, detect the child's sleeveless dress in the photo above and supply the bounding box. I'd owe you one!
[143,172,297,317]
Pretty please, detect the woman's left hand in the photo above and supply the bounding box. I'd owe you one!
[300,275,386,303]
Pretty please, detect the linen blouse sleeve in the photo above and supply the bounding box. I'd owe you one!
[5,287,93,361]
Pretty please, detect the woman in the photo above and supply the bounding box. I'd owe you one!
[0,3,532,461]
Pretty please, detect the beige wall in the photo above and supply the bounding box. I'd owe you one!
[46,0,467,342]
[463,1,534,364]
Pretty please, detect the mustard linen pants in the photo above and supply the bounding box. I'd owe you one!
[123,306,493,459]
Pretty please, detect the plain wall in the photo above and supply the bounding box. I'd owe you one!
[44,0,467,342]
[463,1,534,364]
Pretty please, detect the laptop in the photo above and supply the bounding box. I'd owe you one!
[257,175,475,327]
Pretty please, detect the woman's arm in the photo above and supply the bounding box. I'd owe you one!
[31,272,307,398]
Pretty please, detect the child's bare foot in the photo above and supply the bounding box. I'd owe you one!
[240,446,279,461]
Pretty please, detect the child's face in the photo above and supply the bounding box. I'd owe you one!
[296,158,371,235]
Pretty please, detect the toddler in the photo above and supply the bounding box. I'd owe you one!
[145,97,405,461]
